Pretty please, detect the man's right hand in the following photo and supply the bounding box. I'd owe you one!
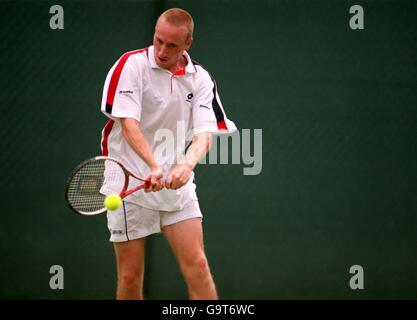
[144,167,164,192]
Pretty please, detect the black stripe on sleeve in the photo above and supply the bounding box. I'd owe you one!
[210,78,225,123]
[105,103,113,114]
[192,60,226,124]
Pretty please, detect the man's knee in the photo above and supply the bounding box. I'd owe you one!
[194,256,209,272]
[119,269,143,287]
[182,254,211,279]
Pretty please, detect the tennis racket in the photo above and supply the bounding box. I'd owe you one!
[65,156,150,215]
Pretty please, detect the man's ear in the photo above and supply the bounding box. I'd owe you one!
[185,36,193,51]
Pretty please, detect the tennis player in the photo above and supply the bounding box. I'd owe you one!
[100,8,236,299]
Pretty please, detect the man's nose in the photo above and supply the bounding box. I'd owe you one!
[159,45,167,57]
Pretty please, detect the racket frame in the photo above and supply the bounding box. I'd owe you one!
[65,156,149,215]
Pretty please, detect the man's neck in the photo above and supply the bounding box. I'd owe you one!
[169,54,187,74]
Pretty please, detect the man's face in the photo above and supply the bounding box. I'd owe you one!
[153,19,192,71]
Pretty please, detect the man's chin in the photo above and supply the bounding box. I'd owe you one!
[156,57,168,66]
[156,62,166,68]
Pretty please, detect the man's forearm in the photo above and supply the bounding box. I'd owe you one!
[120,118,159,170]
[183,132,212,170]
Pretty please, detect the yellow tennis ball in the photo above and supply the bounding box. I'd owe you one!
[104,194,122,211]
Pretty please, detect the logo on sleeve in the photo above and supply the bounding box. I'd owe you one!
[119,90,133,95]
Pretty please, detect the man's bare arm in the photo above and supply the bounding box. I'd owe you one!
[120,118,164,192]
[165,132,212,190]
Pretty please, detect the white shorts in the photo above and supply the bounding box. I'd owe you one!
[106,200,203,242]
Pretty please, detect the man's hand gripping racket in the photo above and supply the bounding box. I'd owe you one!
[65,156,152,215]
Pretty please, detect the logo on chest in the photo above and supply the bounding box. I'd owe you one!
[186,93,193,103]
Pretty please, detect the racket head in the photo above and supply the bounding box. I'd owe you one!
[65,156,127,215]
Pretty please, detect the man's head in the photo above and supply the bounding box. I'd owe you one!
[153,8,194,71]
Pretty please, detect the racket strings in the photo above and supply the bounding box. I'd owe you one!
[66,159,125,214]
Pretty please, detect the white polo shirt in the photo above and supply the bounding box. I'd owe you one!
[100,45,236,211]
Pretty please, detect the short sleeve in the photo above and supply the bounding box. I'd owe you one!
[192,71,237,135]
[101,56,142,122]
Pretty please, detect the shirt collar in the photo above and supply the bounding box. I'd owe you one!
[148,45,197,75]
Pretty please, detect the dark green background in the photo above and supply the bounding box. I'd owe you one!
[0,0,416,299]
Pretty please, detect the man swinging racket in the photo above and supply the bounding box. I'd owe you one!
[100,8,236,299]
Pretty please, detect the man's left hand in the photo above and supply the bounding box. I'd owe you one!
[165,163,193,190]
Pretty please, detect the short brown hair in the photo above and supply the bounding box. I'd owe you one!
[157,8,194,39]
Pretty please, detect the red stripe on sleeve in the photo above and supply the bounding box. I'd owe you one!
[217,121,228,130]
[101,119,115,156]
[106,48,147,110]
